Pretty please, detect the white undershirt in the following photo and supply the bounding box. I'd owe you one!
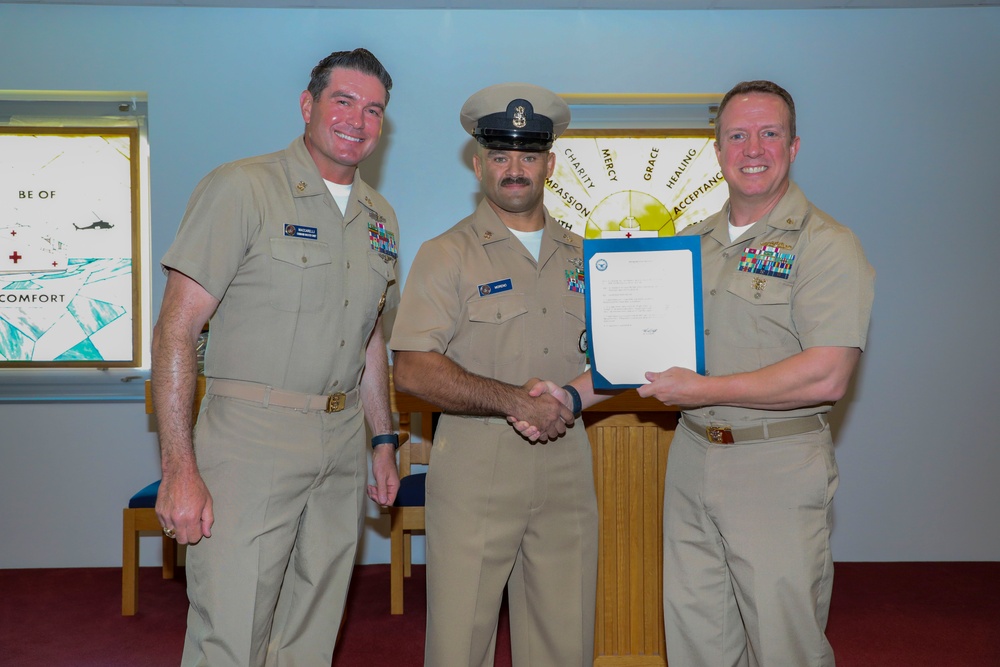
[728,211,755,243]
[509,227,544,261]
[324,180,352,214]
[729,222,753,243]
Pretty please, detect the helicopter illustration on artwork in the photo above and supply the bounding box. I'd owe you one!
[74,213,114,230]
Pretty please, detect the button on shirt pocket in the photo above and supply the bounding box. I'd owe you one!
[269,237,332,312]
[466,294,528,366]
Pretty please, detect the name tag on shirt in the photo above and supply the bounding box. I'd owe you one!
[284,224,318,240]
[478,279,513,297]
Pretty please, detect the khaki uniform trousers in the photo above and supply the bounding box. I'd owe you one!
[424,415,598,667]
[663,418,838,667]
[181,393,367,667]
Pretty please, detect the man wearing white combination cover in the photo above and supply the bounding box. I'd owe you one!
[390,82,597,667]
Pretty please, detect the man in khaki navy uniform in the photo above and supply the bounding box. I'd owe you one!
[152,49,401,667]
[517,80,874,666]
[636,81,875,666]
[389,83,597,667]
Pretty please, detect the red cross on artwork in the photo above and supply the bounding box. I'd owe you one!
[52,260,59,268]
[625,232,633,239]
[9,250,22,263]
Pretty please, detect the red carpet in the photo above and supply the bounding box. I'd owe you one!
[825,562,1000,666]
[1,562,997,666]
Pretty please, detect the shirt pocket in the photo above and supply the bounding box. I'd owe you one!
[562,294,588,364]
[268,237,332,312]
[466,293,528,366]
[724,272,798,366]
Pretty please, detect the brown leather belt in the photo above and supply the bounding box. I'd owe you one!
[681,414,826,445]
[207,378,359,413]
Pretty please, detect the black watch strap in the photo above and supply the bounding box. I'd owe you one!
[371,433,400,450]
[562,384,583,417]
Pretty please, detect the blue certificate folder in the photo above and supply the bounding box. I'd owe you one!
[583,236,705,390]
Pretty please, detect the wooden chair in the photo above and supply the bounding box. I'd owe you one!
[385,377,439,614]
[121,377,204,616]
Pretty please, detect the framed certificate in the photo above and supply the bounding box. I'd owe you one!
[584,235,704,389]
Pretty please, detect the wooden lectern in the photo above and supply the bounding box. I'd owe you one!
[584,390,674,667]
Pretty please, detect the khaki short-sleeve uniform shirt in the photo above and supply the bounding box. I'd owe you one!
[162,136,399,395]
[390,199,597,667]
[681,181,874,425]
[390,199,587,386]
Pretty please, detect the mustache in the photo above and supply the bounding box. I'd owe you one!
[500,177,532,187]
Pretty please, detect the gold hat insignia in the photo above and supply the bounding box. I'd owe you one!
[513,105,527,129]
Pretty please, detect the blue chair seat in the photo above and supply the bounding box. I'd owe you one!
[128,479,161,509]
[394,473,426,507]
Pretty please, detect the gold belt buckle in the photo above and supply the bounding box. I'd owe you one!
[325,392,347,413]
[707,426,734,445]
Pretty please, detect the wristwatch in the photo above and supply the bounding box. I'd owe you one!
[370,433,400,450]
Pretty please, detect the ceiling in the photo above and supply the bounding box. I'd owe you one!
[6,0,999,9]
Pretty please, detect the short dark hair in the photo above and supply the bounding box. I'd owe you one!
[307,48,393,106]
[715,80,796,144]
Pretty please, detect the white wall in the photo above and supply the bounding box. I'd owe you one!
[1,4,998,567]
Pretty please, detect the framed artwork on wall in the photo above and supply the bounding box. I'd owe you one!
[547,129,728,239]
[0,126,142,368]
[545,93,729,239]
